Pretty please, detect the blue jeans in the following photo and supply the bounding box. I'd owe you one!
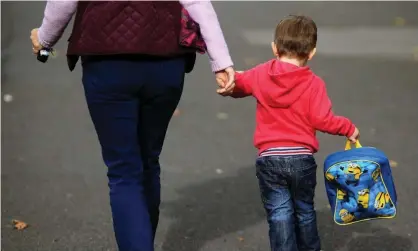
[82,55,185,251]
[256,155,321,251]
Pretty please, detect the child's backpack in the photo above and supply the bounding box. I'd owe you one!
[323,140,397,225]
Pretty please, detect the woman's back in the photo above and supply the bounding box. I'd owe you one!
[68,1,185,57]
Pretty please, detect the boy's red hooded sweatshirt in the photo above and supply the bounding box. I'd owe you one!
[233,59,355,154]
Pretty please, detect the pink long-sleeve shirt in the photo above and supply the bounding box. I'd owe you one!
[37,0,233,72]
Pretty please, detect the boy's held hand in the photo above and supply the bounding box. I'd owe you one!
[348,127,360,143]
[217,88,234,96]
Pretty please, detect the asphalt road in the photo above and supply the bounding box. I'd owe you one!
[2,2,418,251]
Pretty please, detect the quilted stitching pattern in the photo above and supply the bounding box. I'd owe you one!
[68,1,186,56]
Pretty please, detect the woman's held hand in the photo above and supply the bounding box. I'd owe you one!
[215,67,235,95]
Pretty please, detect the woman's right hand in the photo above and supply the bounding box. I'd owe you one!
[30,28,43,54]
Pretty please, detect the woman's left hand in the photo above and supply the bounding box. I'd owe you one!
[215,67,235,95]
[30,28,43,54]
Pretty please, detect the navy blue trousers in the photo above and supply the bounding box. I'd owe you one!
[82,56,185,251]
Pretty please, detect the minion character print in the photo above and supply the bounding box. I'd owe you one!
[339,209,355,223]
[326,160,396,225]
[357,188,370,209]
[374,192,393,211]
[344,163,367,187]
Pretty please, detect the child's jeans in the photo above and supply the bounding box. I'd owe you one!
[256,154,321,251]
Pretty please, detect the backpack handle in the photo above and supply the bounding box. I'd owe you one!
[345,140,362,150]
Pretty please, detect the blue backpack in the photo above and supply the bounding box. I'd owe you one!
[323,140,397,225]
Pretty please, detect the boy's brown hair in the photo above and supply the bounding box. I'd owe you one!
[274,15,317,60]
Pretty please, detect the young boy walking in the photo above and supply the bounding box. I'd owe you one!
[219,15,359,251]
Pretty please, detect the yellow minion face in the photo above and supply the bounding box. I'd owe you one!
[337,189,347,200]
[357,189,370,209]
[374,192,391,210]
[372,168,381,182]
[346,163,363,180]
[339,209,355,223]
[326,173,335,182]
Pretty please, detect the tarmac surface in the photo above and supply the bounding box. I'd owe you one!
[2,2,418,251]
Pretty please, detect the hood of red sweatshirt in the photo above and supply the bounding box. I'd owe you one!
[260,60,315,108]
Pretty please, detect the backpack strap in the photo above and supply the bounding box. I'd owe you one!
[345,140,362,150]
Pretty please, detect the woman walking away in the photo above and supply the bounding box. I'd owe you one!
[30,1,235,251]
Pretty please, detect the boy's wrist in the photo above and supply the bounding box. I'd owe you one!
[346,124,356,137]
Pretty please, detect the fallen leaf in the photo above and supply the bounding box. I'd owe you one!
[394,17,406,26]
[173,109,180,117]
[238,237,244,242]
[389,160,398,168]
[413,46,418,61]
[216,112,228,120]
[3,94,13,103]
[50,49,58,58]
[12,220,28,230]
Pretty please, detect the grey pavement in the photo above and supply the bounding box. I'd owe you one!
[2,2,418,251]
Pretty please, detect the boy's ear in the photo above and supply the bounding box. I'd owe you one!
[308,48,317,61]
[271,42,279,57]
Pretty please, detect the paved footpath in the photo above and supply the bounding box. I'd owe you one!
[2,2,418,251]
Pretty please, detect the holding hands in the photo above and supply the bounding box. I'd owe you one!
[215,67,235,96]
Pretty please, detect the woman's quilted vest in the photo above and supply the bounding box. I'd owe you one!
[66,1,190,70]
